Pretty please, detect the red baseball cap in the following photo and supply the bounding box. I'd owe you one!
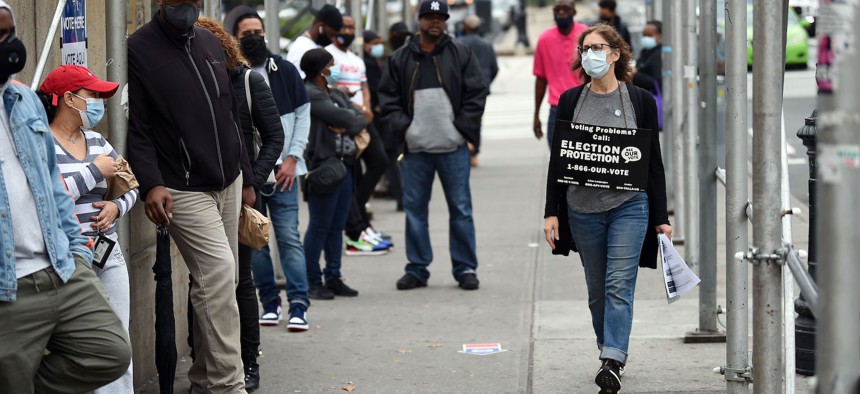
[39,65,120,105]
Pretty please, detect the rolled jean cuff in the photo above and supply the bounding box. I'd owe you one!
[600,346,628,365]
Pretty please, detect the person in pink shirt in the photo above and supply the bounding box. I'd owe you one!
[533,0,588,148]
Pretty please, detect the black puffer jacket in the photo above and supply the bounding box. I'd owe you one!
[231,65,285,189]
[378,34,488,151]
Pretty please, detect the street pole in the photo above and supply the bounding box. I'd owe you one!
[695,0,720,337]
[106,0,129,262]
[794,111,816,377]
[751,0,787,392]
[265,0,280,54]
[682,0,699,270]
[670,0,685,245]
[815,0,860,392]
[660,0,675,217]
[724,0,750,391]
[376,0,389,39]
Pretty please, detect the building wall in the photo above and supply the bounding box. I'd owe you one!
[7,0,191,389]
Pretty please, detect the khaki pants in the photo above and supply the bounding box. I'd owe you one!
[167,175,245,394]
[0,262,132,394]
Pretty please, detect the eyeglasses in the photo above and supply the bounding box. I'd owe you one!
[577,43,615,54]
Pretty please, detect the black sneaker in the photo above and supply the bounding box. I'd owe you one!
[457,273,480,290]
[396,274,427,290]
[308,283,335,300]
[595,359,623,393]
[325,278,359,297]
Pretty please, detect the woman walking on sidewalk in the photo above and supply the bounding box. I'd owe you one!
[542,25,671,393]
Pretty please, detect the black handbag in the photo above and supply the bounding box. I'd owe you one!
[306,156,347,194]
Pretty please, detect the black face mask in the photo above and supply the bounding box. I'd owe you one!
[0,30,26,82]
[240,34,269,67]
[600,15,612,23]
[163,2,200,32]
[314,26,333,47]
[336,34,355,48]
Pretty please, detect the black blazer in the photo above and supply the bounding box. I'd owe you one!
[543,82,670,269]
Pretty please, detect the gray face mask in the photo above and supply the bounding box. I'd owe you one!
[163,2,200,32]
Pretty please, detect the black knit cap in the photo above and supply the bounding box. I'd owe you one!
[300,48,334,81]
[224,5,262,36]
[312,4,343,31]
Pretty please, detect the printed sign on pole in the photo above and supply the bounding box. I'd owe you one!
[61,0,87,67]
[551,120,652,192]
[459,343,508,356]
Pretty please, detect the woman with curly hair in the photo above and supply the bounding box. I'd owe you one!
[543,24,671,393]
[193,17,285,392]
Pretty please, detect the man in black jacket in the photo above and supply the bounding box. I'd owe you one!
[127,1,253,392]
[379,0,488,291]
[226,6,315,333]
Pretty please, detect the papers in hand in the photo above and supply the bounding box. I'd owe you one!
[658,234,701,303]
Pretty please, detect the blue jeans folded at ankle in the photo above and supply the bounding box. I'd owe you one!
[251,181,310,307]
[402,144,477,283]
[568,192,648,365]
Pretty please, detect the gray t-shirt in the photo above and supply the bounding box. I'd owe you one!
[566,83,642,213]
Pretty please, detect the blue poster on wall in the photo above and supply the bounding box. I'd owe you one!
[61,0,86,66]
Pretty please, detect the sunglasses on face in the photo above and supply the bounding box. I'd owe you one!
[577,43,615,54]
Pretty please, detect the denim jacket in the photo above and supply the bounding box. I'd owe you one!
[0,82,93,302]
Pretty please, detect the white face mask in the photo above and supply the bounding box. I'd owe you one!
[581,48,613,79]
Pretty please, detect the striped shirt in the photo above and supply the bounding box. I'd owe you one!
[55,130,139,237]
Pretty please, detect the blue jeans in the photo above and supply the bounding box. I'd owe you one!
[567,193,649,365]
[546,105,558,149]
[251,182,310,307]
[305,171,353,285]
[401,144,477,283]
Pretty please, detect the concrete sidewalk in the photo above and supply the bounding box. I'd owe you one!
[139,55,816,393]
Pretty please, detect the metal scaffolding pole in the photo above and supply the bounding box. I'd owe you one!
[265,0,280,53]
[816,1,860,392]
[350,0,363,53]
[670,0,685,244]
[376,0,389,39]
[695,0,720,337]
[723,0,750,391]
[660,0,675,216]
[751,0,787,392]
[106,0,128,261]
[204,0,221,21]
[401,0,412,31]
[682,0,698,269]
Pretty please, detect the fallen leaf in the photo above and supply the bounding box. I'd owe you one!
[396,348,412,354]
[427,344,443,349]
[341,384,356,392]
[316,325,322,329]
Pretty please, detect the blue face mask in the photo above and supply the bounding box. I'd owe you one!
[325,65,341,85]
[641,36,657,50]
[370,43,385,58]
[71,92,105,129]
[581,48,613,79]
